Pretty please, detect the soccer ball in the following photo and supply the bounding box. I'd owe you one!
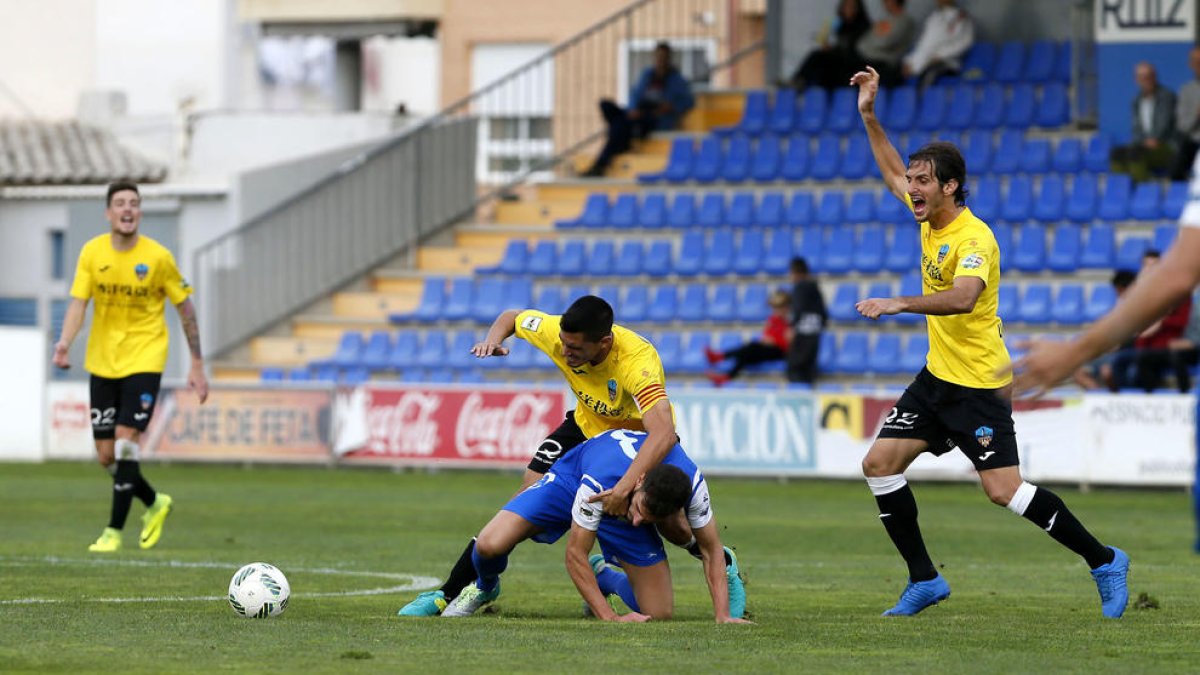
[228,562,290,618]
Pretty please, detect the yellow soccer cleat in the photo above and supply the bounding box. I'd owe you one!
[88,527,122,553]
[140,493,174,549]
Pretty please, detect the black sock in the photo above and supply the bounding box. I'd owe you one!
[108,460,138,529]
[1022,487,1114,569]
[133,471,156,507]
[439,538,478,598]
[875,484,937,582]
[686,541,733,566]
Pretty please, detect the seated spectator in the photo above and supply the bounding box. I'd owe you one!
[1123,286,1200,392]
[857,0,917,88]
[901,0,974,90]
[1111,62,1177,182]
[582,41,694,178]
[1073,270,1137,390]
[1173,46,1200,180]
[787,257,828,384]
[1111,249,1193,391]
[786,0,872,91]
[704,290,791,387]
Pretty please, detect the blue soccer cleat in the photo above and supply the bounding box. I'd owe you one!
[725,546,747,619]
[882,574,951,616]
[1090,546,1130,619]
[397,590,447,617]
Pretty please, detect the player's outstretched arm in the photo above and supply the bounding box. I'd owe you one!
[174,298,209,404]
[471,309,520,357]
[857,276,984,320]
[851,66,908,201]
[52,298,89,369]
[1009,226,1200,397]
[693,520,751,624]
[592,402,676,517]
[565,524,649,622]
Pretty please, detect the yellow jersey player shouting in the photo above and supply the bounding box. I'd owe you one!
[53,181,209,553]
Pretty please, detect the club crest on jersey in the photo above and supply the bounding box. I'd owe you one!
[134,263,149,281]
[607,378,618,402]
[936,244,950,264]
[140,392,154,410]
[975,425,994,448]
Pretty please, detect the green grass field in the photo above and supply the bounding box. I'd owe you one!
[3,461,1200,674]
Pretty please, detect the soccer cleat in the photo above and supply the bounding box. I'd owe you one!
[704,346,724,366]
[397,590,448,617]
[442,581,500,618]
[1090,546,1130,619]
[139,493,173,549]
[882,574,951,616]
[88,527,122,553]
[725,546,747,619]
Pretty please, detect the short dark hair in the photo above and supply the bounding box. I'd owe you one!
[561,295,614,342]
[641,464,692,519]
[790,257,810,275]
[106,181,140,207]
[655,41,672,55]
[908,142,969,206]
[1112,269,1137,290]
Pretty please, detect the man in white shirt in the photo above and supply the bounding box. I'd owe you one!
[901,0,974,89]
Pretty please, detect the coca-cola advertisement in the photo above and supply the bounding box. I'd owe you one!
[334,384,568,468]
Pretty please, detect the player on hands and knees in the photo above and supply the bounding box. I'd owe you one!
[53,181,209,553]
[850,66,1129,618]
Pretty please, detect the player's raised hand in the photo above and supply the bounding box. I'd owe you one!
[471,341,509,358]
[850,66,880,115]
[51,341,71,369]
[856,297,903,320]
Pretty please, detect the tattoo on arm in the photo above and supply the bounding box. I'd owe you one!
[178,300,203,360]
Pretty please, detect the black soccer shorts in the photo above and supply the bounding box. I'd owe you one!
[89,372,163,440]
[528,410,587,473]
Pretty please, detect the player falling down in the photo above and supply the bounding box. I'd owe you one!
[849,66,1130,618]
[398,296,745,617]
[440,429,750,623]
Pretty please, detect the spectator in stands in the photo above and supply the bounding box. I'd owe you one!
[786,258,827,384]
[1131,287,1200,392]
[704,289,791,387]
[1173,46,1200,180]
[857,0,917,88]
[582,41,694,178]
[1110,62,1177,182]
[901,0,974,90]
[1073,269,1137,390]
[1110,249,1192,391]
[786,0,872,92]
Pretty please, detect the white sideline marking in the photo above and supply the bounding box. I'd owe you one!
[0,555,439,605]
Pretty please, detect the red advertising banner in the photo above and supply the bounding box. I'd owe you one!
[143,387,332,461]
[335,385,567,467]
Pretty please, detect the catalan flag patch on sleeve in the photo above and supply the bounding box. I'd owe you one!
[634,383,667,412]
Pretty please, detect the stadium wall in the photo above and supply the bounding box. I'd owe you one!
[0,328,46,461]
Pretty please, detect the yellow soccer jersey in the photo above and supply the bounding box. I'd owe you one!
[514,310,669,438]
[904,194,1010,388]
[69,234,193,378]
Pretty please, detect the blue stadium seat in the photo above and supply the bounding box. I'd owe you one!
[1021,138,1051,174]
[504,340,535,370]
[397,368,425,383]
[1155,222,1178,252]
[734,229,765,275]
[341,366,371,385]
[1116,236,1152,270]
[608,194,638,229]
[769,89,799,135]
[945,83,978,130]
[992,222,1013,265]
[1019,284,1052,323]
[457,369,485,385]
[534,286,564,313]
[868,333,904,375]
[749,135,782,182]
[556,193,608,229]
[1052,137,1082,173]
[447,332,478,370]
[1012,222,1046,272]
[622,285,649,322]
[757,191,785,228]
[526,240,556,276]
[786,192,815,228]
[1047,222,1081,272]
[834,332,870,374]
[886,226,918,273]
[1001,175,1033,221]
[596,284,621,310]
[727,90,770,136]
[655,331,683,372]
[737,284,770,322]
[1129,182,1161,221]
[795,228,823,272]
[1084,135,1111,173]
[564,284,591,306]
[876,189,911,224]
[841,134,872,180]
[975,83,1006,128]
[854,224,885,273]
[1033,174,1065,221]
[997,285,1018,323]
[722,135,754,182]
[1003,84,1035,129]
[639,192,667,229]
[727,192,755,228]
[639,137,694,184]
[896,273,924,324]
[829,282,860,322]
[961,42,997,80]
[884,86,918,131]
[818,332,837,373]
[846,190,875,223]
[360,331,391,370]
[901,333,929,372]
[494,240,528,275]
[805,87,836,133]
[994,41,1026,83]
[1052,284,1086,325]
[816,191,845,226]
[556,239,587,277]
[674,231,704,276]
[1163,181,1188,219]
[916,85,950,131]
[865,281,894,301]
[991,129,1024,175]
[442,278,474,321]
[1054,41,1072,82]
[697,193,726,229]
[403,276,446,323]
[587,240,615,276]
[691,136,724,183]
[1066,173,1098,222]
[763,227,794,275]
[902,131,931,157]
[416,331,449,369]
[972,176,1001,223]
[704,230,735,276]
[708,284,738,322]
[288,367,312,382]
[260,367,285,383]
[678,284,707,322]
[1024,40,1056,83]
[504,277,532,311]
[809,133,841,181]
[644,241,673,277]
[388,331,420,370]
[780,134,810,181]
[1085,284,1117,322]
[471,278,506,323]
[1079,222,1115,268]
[1097,173,1132,221]
[679,332,713,373]
[1036,83,1070,128]
[961,129,992,175]
[667,193,696,229]
[824,227,854,275]
[614,240,643,276]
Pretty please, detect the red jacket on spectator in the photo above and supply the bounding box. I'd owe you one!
[1135,297,1192,349]
[763,315,790,351]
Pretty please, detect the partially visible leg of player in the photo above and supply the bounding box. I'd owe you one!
[622,560,674,620]
[656,512,745,618]
[442,510,541,617]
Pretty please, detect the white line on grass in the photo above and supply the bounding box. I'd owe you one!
[0,555,439,605]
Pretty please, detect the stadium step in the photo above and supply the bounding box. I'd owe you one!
[330,292,420,320]
[416,246,503,274]
[250,336,338,367]
[292,316,389,339]
[493,200,581,226]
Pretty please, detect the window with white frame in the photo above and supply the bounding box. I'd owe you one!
[471,43,555,184]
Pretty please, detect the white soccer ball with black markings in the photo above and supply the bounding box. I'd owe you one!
[228,562,290,618]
